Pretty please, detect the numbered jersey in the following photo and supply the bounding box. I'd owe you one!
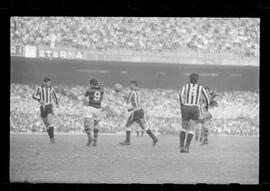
[85,86,104,109]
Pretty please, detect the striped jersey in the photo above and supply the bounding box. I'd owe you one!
[179,83,210,109]
[85,86,104,109]
[32,85,58,105]
[127,89,140,110]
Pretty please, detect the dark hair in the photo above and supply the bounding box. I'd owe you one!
[130,80,138,87]
[189,73,199,84]
[89,78,98,86]
[43,77,51,82]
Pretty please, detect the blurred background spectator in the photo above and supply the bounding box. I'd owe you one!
[10,84,259,136]
[10,17,259,57]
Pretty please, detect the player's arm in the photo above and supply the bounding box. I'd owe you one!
[85,89,90,97]
[126,91,133,105]
[52,87,59,105]
[126,92,135,112]
[32,87,41,102]
[179,84,186,107]
[201,86,210,111]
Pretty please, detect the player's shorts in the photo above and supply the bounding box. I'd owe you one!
[126,108,145,127]
[181,105,199,121]
[83,106,102,120]
[40,104,53,118]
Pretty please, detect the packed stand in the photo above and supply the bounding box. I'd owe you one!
[10,84,259,136]
[11,17,259,56]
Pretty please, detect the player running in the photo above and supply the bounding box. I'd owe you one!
[119,81,158,146]
[32,77,59,143]
[179,73,210,153]
[83,79,104,147]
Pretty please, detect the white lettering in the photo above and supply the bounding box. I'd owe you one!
[39,50,45,58]
[53,50,59,58]
[45,50,52,58]
[76,51,83,59]
[67,51,73,58]
[60,51,67,58]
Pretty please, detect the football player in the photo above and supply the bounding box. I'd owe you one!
[179,73,210,153]
[119,81,158,146]
[83,79,104,146]
[32,77,59,143]
[197,87,220,145]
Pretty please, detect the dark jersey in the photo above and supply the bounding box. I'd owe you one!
[85,86,104,109]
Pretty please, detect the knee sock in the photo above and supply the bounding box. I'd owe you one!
[185,131,194,148]
[204,128,209,141]
[180,129,186,147]
[146,129,158,141]
[47,126,54,139]
[85,127,92,139]
[93,128,99,141]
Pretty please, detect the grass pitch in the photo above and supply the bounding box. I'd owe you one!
[10,134,259,184]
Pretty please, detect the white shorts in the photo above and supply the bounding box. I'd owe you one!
[83,106,102,120]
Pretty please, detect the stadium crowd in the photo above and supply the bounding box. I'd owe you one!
[10,84,259,136]
[11,17,259,56]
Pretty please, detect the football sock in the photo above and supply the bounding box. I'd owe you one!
[47,128,51,139]
[50,126,54,138]
[146,129,157,141]
[93,128,99,141]
[204,128,209,141]
[200,127,204,142]
[180,129,186,147]
[185,131,194,148]
[195,131,199,141]
[85,127,92,139]
[47,126,53,139]
[126,130,131,142]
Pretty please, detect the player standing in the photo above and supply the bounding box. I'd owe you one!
[32,77,59,143]
[83,79,104,147]
[179,73,210,153]
[119,81,158,146]
[198,87,220,145]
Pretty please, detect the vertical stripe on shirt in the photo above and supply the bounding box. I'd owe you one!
[33,86,58,105]
[195,84,200,105]
[180,83,210,108]
[186,83,191,104]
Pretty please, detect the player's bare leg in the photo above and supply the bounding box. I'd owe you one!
[84,118,93,146]
[184,120,196,152]
[92,120,99,146]
[141,129,144,137]
[139,119,158,146]
[180,119,188,152]
[136,128,140,137]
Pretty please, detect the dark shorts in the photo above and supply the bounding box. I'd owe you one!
[181,105,199,121]
[40,104,53,118]
[126,108,145,127]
